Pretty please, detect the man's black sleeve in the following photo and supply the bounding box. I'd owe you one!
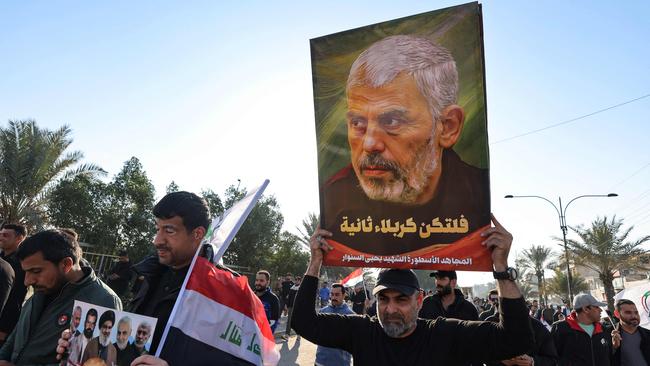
[291,275,358,352]
[418,296,435,319]
[117,264,132,280]
[531,319,559,366]
[446,297,534,362]
[0,259,14,314]
[270,293,280,321]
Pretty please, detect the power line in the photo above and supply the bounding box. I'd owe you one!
[491,93,650,145]
[608,160,650,191]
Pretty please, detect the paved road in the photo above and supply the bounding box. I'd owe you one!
[274,315,317,366]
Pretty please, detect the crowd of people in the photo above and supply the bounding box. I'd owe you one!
[251,217,649,366]
[0,192,646,366]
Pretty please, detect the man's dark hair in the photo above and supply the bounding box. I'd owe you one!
[86,308,98,321]
[575,306,586,313]
[99,310,115,327]
[615,299,635,311]
[257,270,270,281]
[332,283,344,291]
[17,230,82,265]
[488,289,498,296]
[59,228,79,242]
[153,191,210,232]
[1,223,27,237]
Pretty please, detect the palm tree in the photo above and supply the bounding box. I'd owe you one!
[0,120,104,226]
[518,245,555,306]
[546,268,589,305]
[567,216,650,312]
[296,212,319,249]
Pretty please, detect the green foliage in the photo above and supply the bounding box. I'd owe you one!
[221,184,283,271]
[49,157,156,262]
[517,245,556,305]
[546,268,589,304]
[297,212,318,248]
[0,120,104,228]
[266,231,309,279]
[166,181,180,194]
[567,216,650,312]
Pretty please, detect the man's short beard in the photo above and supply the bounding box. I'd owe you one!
[83,328,94,339]
[99,334,111,347]
[436,284,452,296]
[116,339,128,350]
[354,134,438,204]
[378,309,417,338]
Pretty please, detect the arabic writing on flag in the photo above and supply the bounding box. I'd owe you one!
[159,256,280,365]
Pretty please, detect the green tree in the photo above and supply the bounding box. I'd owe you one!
[297,212,319,249]
[517,245,555,306]
[267,231,309,279]
[0,120,104,227]
[166,181,180,194]
[221,184,283,271]
[546,268,589,305]
[105,157,156,261]
[201,189,224,218]
[48,175,111,246]
[567,216,650,312]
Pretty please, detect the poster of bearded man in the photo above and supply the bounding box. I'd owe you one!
[66,300,158,366]
[312,2,491,270]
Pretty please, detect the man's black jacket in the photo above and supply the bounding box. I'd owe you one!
[419,289,478,321]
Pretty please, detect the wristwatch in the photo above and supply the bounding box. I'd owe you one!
[493,267,518,281]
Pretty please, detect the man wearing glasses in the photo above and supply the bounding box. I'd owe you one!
[551,293,613,366]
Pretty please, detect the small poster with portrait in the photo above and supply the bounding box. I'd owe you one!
[312,2,491,270]
[66,300,158,366]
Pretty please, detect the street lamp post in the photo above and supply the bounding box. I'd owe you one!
[504,193,617,305]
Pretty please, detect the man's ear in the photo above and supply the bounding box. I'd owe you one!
[416,290,424,309]
[60,257,74,273]
[438,105,465,149]
[450,279,457,288]
[193,226,206,241]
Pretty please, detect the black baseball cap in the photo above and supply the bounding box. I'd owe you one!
[373,269,420,296]
[430,270,457,280]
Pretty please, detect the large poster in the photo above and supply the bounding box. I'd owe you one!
[312,2,491,270]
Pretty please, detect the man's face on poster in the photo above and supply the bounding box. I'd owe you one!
[84,314,97,339]
[116,321,131,349]
[72,307,82,330]
[135,324,151,348]
[99,320,113,346]
[347,72,441,205]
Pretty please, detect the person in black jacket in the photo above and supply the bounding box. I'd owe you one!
[106,250,132,298]
[551,293,613,366]
[479,289,499,320]
[486,313,558,366]
[0,223,26,344]
[419,270,478,321]
[293,216,534,366]
[611,298,650,366]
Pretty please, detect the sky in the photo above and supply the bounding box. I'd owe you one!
[1,1,649,286]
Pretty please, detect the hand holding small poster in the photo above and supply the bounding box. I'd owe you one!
[66,300,158,366]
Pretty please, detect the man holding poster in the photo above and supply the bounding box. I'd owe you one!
[313,3,491,269]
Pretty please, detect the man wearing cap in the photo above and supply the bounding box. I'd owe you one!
[419,270,478,321]
[292,216,534,365]
[550,293,613,366]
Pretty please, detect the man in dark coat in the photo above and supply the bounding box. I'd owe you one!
[419,270,477,320]
[106,250,132,298]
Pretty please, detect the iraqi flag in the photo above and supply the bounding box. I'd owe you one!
[341,268,364,287]
[157,180,280,365]
[159,256,280,365]
[614,282,650,330]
